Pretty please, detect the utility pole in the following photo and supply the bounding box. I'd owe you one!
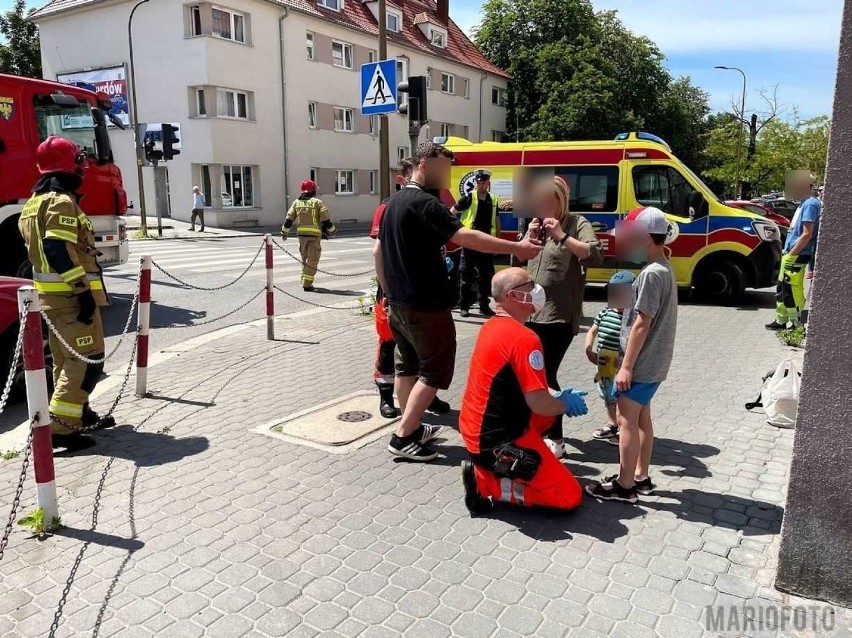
[715,65,747,199]
[378,0,390,200]
[128,0,150,233]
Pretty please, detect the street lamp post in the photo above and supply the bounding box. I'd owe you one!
[715,65,747,199]
[128,0,150,234]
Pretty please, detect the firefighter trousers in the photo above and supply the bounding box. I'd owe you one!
[775,253,812,325]
[473,428,583,510]
[45,305,105,434]
[299,236,322,288]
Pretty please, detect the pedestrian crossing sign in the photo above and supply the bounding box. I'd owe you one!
[360,60,397,116]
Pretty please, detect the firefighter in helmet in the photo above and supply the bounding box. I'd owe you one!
[19,136,113,450]
[282,179,336,291]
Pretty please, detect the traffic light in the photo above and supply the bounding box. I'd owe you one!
[143,137,162,162]
[162,123,180,160]
[397,76,427,123]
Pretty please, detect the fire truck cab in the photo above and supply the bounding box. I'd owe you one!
[0,73,128,277]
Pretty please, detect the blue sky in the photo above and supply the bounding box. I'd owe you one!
[4,0,842,119]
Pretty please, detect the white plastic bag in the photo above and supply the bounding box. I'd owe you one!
[762,359,801,429]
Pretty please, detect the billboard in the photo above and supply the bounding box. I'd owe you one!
[56,65,130,127]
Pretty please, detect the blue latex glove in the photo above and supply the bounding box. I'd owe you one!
[555,388,588,417]
[445,256,453,272]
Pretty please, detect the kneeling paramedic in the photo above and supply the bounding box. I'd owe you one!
[19,136,112,450]
[282,180,336,291]
[459,267,587,514]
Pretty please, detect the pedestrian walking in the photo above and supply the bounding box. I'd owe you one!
[766,173,821,331]
[522,176,602,459]
[190,185,206,232]
[370,159,450,418]
[375,141,543,462]
[282,179,336,292]
[459,267,587,515]
[18,136,114,451]
[452,170,501,317]
[586,207,678,503]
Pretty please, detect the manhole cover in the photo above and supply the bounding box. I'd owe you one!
[338,410,372,422]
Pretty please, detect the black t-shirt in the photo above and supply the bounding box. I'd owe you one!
[379,185,463,311]
[456,193,495,233]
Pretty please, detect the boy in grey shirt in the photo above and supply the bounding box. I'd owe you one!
[587,207,678,503]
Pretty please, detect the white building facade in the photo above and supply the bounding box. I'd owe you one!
[33,0,510,226]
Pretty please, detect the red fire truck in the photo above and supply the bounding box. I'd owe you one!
[0,73,128,277]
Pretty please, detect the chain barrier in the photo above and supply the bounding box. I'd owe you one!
[271,237,375,278]
[152,241,264,291]
[273,285,369,312]
[152,288,265,329]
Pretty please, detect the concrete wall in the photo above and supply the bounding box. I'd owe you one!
[775,0,852,606]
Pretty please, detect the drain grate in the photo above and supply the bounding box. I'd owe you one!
[337,410,372,423]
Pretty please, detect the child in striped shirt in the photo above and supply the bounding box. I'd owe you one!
[585,271,636,443]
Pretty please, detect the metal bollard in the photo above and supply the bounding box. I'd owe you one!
[17,286,58,526]
[136,255,152,397]
[265,234,274,340]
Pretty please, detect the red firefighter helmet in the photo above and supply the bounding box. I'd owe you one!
[300,179,318,194]
[36,135,85,175]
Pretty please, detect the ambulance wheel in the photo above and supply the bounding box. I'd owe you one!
[695,259,745,303]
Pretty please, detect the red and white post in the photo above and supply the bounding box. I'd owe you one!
[136,255,152,397]
[17,286,58,526]
[265,234,274,340]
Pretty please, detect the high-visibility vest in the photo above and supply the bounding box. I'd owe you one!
[459,195,498,236]
[19,191,108,308]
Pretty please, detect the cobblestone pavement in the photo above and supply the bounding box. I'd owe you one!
[0,288,850,638]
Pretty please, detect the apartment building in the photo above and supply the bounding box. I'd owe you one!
[32,0,510,226]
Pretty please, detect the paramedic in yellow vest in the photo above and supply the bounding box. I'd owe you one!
[452,170,501,317]
[282,179,336,292]
[18,136,112,450]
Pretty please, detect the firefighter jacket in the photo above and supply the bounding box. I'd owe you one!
[283,195,336,238]
[19,190,109,311]
[459,194,499,236]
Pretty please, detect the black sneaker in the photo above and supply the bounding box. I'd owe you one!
[479,306,496,317]
[459,308,471,318]
[388,434,438,461]
[379,401,398,419]
[462,461,493,515]
[765,320,787,331]
[428,396,451,414]
[418,423,442,444]
[303,286,316,292]
[585,478,638,503]
[605,474,655,495]
[592,423,618,440]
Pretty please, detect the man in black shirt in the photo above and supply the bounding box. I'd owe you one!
[375,142,543,462]
[453,170,501,317]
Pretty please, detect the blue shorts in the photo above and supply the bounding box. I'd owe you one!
[617,381,661,406]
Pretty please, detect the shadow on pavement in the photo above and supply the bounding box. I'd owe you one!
[55,527,144,552]
[313,287,365,297]
[59,425,209,467]
[144,394,215,408]
[646,488,783,536]
[101,293,208,332]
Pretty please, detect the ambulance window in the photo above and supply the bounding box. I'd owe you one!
[555,166,619,212]
[633,165,697,218]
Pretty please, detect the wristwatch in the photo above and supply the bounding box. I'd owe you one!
[557,234,569,246]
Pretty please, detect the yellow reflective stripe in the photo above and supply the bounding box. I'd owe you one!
[297,227,321,235]
[50,400,83,418]
[59,266,86,283]
[34,216,50,274]
[89,279,103,290]
[44,228,78,243]
[34,279,102,293]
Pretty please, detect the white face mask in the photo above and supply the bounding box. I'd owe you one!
[511,283,546,312]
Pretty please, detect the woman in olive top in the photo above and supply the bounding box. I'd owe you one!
[525,176,603,458]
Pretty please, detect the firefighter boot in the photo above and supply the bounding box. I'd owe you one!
[52,432,97,452]
[378,383,398,419]
[82,403,116,430]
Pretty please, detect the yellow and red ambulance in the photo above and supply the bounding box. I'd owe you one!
[439,132,782,301]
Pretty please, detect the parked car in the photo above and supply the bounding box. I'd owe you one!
[762,199,799,220]
[726,200,791,241]
[0,276,53,402]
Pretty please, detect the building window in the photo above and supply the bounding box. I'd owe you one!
[216,89,249,118]
[306,32,315,60]
[332,41,353,69]
[309,168,317,183]
[200,165,212,206]
[387,10,401,32]
[308,101,317,128]
[370,171,378,194]
[463,78,470,98]
[440,123,450,138]
[441,73,454,94]
[368,115,377,135]
[426,69,432,89]
[212,7,245,43]
[318,0,341,10]
[221,165,254,207]
[368,50,376,63]
[491,86,507,106]
[492,130,504,142]
[336,170,354,194]
[196,89,207,116]
[397,146,407,163]
[430,28,446,48]
[190,5,202,36]
[333,106,354,132]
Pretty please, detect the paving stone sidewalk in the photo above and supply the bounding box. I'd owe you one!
[0,293,850,638]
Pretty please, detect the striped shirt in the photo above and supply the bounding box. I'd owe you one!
[594,308,623,353]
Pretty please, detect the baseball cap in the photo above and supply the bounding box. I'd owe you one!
[623,206,670,235]
[609,271,636,286]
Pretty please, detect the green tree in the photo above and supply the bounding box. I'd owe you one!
[0,0,41,78]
